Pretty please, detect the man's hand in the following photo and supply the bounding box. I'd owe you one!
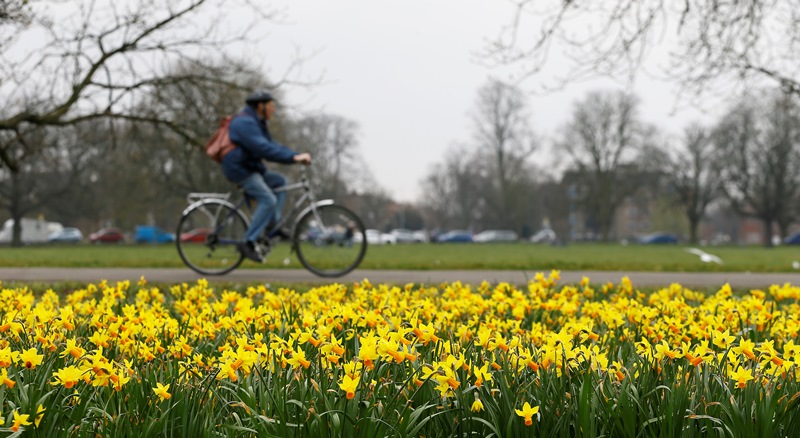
[293,153,312,164]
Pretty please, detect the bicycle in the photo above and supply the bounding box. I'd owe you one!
[175,167,367,277]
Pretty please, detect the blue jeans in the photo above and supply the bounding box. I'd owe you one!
[239,170,286,242]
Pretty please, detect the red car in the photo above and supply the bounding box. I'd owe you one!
[89,227,125,243]
[179,228,212,243]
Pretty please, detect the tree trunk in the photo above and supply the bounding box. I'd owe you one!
[688,215,700,244]
[10,171,22,248]
[762,217,774,247]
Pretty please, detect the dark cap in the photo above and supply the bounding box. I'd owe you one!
[245,90,274,105]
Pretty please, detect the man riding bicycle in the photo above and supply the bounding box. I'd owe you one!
[221,90,312,262]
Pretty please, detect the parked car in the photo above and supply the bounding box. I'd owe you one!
[355,229,396,245]
[784,232,800,245]
[0,218,63,244]
[297,225,349,246]
[530,228,557,244]
[390,229,415,243]
[89,227,125,244]
[47,227,83,243]
[473,230,518,243]
[390,229,428,243]
[180,228,212,243]
[134,225,175,243]
[435,230,473,243]
[639,232,678,244]
[411,230,429,243]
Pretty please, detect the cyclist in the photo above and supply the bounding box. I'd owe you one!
[222,90,312,262]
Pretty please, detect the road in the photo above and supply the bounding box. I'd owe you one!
[2,267,800,288]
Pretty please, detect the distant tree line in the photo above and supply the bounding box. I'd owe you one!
[421,80,800,247]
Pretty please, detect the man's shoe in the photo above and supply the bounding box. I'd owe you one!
[238,241,264,263]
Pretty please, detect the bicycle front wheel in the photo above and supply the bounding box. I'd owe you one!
[293,204,367,277]
[176,199,248,275]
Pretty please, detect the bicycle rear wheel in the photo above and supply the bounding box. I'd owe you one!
[293,204,367,277]
[176,200,248,275]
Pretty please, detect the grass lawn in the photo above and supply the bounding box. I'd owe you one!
[1,242,800,272]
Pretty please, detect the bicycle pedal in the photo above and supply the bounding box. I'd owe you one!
[256,242,271,258]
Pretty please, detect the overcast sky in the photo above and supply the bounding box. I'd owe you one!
[240,2,713,202]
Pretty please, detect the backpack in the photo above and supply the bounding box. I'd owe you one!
[205,115,237,163]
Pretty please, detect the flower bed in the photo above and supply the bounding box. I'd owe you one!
[1,272,799,436]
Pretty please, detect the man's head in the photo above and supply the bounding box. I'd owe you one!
[245,90,276,120]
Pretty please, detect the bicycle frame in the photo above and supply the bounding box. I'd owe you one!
[183,169,333,247]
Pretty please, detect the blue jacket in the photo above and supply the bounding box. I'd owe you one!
[221,105,298,183]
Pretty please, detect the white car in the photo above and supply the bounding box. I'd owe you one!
[390,229,428,243]
[355,229,396,245]
[473,230,518,243]
[411,230,429,243]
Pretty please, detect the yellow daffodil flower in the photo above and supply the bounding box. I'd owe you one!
[0,367,15,388]
[19,347,44,370]
[153,382,171,401]
[339,374,359,399]
[0,347,19,368]
[733,339,757,361]
[52,365,83,389]
[35,404,45,427]
[11,410,32,432]
[712,329,736,350]
[515,402,540,426]
[730,366,754,389]
[473,362,493,388]
[60,339,86,360]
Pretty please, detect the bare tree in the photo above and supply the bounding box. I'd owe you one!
[129,60,270,196]
[0,0,289,244]
[0,0,31,25]
[558,90,650,241]
[285,113,363,200]
[470,78,537,229]
[0,122,102,244]
[663,124,722,244]
[715,91,800,246]
[420,146,482,231]
[486,1,800,100]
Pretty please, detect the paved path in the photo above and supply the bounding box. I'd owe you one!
[2,267,800,288]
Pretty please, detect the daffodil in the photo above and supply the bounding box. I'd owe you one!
[0,367,15,388]
[35,405,45,427]
[52,365,84,389]
[11,410,32,432]
[473,362,493,388]
[712,329,736,350]
[338,374,359,399]
[110,369,131,391]
[342,361,363,379]
[515,402,540,426]
[471,398,484,412]
[655,340,679,361]
[88,331,110,349]
[153,382,171,401]
[19,347,44,370]
[0,347,19,368]
[285,347,311,369]
[733,339,757,361]
[731,366,754,389]
[217,361,239,382]
[60,339,86,360]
